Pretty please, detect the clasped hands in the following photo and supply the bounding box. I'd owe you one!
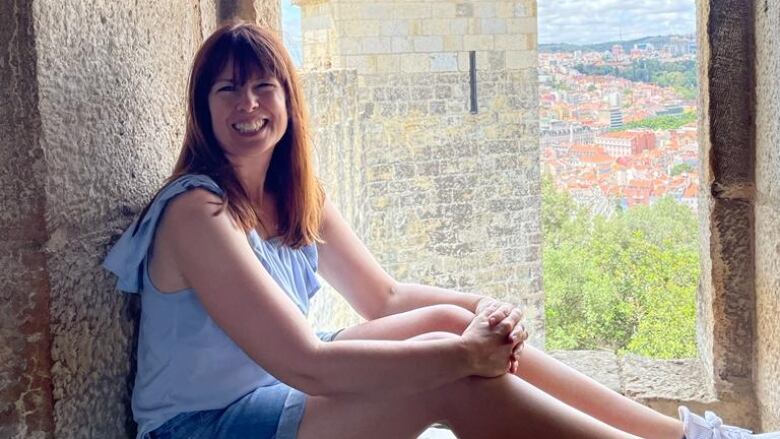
[464,297,529,377]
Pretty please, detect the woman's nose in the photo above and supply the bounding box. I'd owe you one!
[236,88,258,112]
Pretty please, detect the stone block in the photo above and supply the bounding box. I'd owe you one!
[421,18,450,36]
[506,50,537,69]
[430,53,458,72]
[496,2,516,18]
[754,204,780,429]
[395,3,432,19]
[345,54,378,72]
[449,17,468,35]
[442,36,463,51]
[463,34,494,51]
[455,3,473,17]
[338,37,363,55]
[755,0,780,430]
[341,19,380,37]
[509,3,532,17]
[400,53,431,73]
[495,34,527,51]
[431,3,456,18]
[392,37,412,52]
[620,355,714,402]
[376,54,401,73]
[457,52,470,71]
[302,13,331,30]
[507,16,537,34]
[380,19,410,37]
[474,2,496,18]
[361,36,393,54]
[481,18,507,34]
[413,36,444,52]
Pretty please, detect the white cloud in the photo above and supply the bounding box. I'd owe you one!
[538,0,696,44]
[282,0,696,54]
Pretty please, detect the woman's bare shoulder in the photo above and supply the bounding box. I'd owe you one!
[148,188,231,292]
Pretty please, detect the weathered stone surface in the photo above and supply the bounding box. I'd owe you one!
[17,1,202,437]
[754,0,780,430]
[695,0,716,387]
[217,0,281,32]
[697,0,759,421]
[706,1,755,187]
[709,200,755,381]
[0,1,54,437]
[620,354,714,402]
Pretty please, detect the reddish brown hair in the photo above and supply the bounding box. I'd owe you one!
[137,22,323,248]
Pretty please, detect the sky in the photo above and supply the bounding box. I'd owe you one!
[281,0,697,54]
[537,0,696,44]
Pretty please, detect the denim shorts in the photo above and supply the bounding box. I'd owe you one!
[147,330,343,439]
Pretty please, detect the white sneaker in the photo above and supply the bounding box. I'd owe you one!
[679,406,780,438]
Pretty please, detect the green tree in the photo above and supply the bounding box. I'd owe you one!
[573,59,698,100]
[543,177,699,359]
[615,112,696,131]
[670,163,694,176]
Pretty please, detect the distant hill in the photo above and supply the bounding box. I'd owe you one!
[540,35,694,54]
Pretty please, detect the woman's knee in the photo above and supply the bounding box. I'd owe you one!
[422,304,474,334]
[407,331,460,342]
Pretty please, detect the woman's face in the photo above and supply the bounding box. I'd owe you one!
[207,62,289,160]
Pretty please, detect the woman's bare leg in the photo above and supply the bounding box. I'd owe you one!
[297,354,639,439]
[330,304,684,439]
[515,344,683,439]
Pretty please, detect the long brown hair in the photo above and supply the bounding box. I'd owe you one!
[136,22,323,248]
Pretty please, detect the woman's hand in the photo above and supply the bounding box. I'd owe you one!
[461,305,525,378]
[474,297,529,374]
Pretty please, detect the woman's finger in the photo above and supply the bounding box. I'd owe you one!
[488,304,512,326]
[503,308,524,332]
[509,323,526,343]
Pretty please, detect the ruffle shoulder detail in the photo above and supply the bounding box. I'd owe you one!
[102,174,224,293]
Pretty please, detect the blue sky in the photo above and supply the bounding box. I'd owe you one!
[281,0,697,53]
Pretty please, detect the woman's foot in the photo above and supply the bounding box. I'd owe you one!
[679,406,780,438]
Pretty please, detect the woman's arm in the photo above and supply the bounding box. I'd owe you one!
[163,189,518,399]
[317,199,518,321]
[382,282,483,316]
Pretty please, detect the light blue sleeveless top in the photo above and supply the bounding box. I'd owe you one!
[102,174,322,438]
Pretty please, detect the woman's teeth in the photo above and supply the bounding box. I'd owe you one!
[233,120,266,134]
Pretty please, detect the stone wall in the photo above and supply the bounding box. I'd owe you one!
[299,0,543,340]
[356,69,543,340]
[754,0,780,430]
[296,0,537,73]
[31,2,202,436]
[0,1,53,437]
[694,0,761,427]
[0,0,281,436]
[301,69,370,330]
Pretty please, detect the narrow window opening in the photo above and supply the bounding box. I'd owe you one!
[469,50,478,114]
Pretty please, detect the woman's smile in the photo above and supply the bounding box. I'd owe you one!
[231,117,270,136]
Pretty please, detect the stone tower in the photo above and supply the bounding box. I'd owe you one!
[294,0,544,338]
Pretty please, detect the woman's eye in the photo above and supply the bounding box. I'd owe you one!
[218,85,234,92]
[256,83,273,88]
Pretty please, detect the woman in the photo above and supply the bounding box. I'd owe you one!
[103,22,776,439]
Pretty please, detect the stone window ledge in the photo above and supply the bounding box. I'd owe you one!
[549,350,758,428]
